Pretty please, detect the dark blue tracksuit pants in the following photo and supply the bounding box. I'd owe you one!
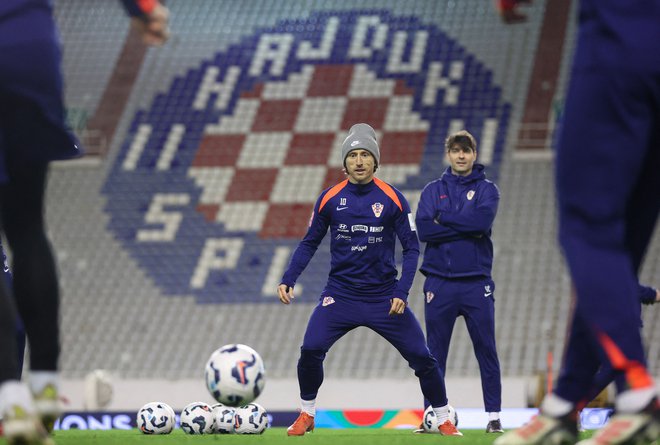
[297,296,448,408]
[423,275,502,412]
[554,1,660,401]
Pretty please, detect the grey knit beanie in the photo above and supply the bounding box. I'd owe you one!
[341,123,380,167]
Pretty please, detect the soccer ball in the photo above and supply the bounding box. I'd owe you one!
[136,402,175,434]
[211,403,235,434]
[164,403,176,422]
[205,344,266,407]
[180,402,215,434]
[422,404,459,433]
[233,403,268,434]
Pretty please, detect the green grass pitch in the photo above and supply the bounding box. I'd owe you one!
[0,428,596,445]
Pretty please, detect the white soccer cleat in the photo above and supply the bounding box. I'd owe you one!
[0,380,55,444]
[2,404,55,445]
[494,414,577,445]
[33,383,61,434]
[575,406,660,445]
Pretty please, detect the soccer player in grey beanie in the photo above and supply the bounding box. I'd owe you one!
[278,123,461,436]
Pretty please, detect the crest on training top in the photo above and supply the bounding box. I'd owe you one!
[371,202,384,217]
[102,10,510,303]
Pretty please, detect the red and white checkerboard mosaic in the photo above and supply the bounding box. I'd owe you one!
[189,63,428,239]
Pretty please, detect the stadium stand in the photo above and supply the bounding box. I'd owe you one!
[45,0,658,399]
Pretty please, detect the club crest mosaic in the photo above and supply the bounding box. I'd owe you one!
[103,10,510,302]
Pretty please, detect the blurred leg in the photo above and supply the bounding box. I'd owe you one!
[0,275,19,383]
[556,65,656,402]
[1,162,60,372]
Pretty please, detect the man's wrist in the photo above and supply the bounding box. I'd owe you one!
[392,291,408,302]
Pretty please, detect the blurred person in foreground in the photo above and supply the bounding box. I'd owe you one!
[496,1,660,444]
[0,0,168,443]
[278,123,462,437]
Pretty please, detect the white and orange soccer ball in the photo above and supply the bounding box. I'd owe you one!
[205,344,266,407]
[180,402,215,434]
[233,403,268,434]
[422,404,459,433]
[211,403,236,434]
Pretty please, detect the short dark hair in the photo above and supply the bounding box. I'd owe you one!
[445,130,477,152]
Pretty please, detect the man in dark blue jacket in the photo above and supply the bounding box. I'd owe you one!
[416,130,503,434]
[278,123,461,437]
[0,1,167,443]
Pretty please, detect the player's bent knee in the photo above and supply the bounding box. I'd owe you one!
[298,348,327,367]
[409,353,439,375]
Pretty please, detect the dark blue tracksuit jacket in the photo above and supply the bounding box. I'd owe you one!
[0,0,150,181]
[417,164,498,279]
[0,0,82,178]
[282,178,419,302]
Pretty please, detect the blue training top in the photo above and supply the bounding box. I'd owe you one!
[281,178,419,302]
[416,164,499,279]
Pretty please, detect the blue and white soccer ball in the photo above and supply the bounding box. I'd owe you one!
[136,402,175,434]
[180,402,215,434]
[211,403,235,434]
[205,344,266,407]
[422,404,459,433]
[163,403,176,427]
[233,403,268,434]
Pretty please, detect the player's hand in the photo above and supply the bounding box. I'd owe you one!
[278,284,295,305]
[389,297,406,316]
[132,3,170,46]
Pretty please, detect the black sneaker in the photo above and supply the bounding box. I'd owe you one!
[576,398,660,444]
[487,419,504,433]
